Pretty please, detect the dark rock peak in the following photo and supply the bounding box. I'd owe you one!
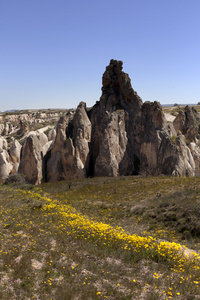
[98,59,143,112]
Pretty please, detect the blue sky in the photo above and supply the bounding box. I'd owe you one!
[0,0,200,111]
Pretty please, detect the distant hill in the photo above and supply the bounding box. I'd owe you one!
[3,109,20,113]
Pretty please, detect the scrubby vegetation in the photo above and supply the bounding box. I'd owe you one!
[163,104,200,116]
[1,176,200,299]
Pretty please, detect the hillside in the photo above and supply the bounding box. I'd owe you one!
[1,175,200,299]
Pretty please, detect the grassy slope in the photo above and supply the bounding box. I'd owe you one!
[0,176,200,299]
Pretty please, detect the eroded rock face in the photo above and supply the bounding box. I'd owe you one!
[48,128,56,141]
[173,106,200,142]
[73,102,91,171]
[0,124,4,135]
[10,140,22,164]
[0,137,7,150]
[188,142,200,174]
[9,59,200,184]
[89,59,143,176]
[95,111,128,176]
[2,123,10,135]
[38,132,48,147]
[19,119,29,135]
[0,150,13,183]
[19,135,43,185]
[46,103,91,182]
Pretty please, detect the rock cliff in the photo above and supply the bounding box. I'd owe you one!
[1,59,200,184]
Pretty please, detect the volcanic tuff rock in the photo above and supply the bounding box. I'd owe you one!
[9,140,22,164]
[0,150,13,183]
[0,109,67,183]
[18,135,43,185]
[0,137,7,151]
[173,106,200,142]
[46,103,91,182]
[43,59,199,181]
[1,59,200,184]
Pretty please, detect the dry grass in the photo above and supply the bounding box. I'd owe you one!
[1,176,200,299]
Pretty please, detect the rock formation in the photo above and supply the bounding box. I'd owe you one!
[48,128,56,141]
[1,59,200,184]
[0,150,13,183]
[19,119,29,135]
[0,124,4,135]
[9,140,22,164]
[18,135,43,185]
[0,137,7,151]
[44,59,199,181]
[46,103,91,182]
[173,106,200,142]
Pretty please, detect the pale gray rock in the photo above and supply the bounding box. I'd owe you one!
[0,124,4,135]
[51,116,67,155]
[11,162,19,173]
[10,140,22,163]
[188,142,200,174]
[172,132,195,176]
[2,123,9,135]
[0,150,13,183]
[48,128,56,141]
[173,106,200,142]
[42,141,53,156]
[38,132,48,147]
[0,137,7,150]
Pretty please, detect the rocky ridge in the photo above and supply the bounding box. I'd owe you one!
[1,59,200,184]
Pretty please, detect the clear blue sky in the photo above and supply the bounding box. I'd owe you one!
[1,0,200,111]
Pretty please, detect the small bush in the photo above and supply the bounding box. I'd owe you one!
[4,173,27,185]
